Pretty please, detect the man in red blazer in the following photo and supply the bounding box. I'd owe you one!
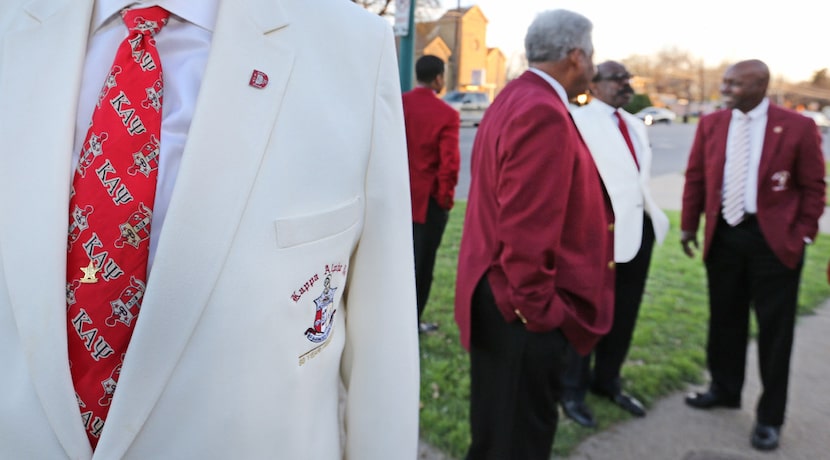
[454,9,614,459]
[681,59,826,452]
[402,55,460,333]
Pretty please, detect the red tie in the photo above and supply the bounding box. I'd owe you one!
[615,110,639,170]
[65,7,169,448]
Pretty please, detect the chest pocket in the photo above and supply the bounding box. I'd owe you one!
[274,197,362,248]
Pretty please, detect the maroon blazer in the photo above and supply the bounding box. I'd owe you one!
[681,104,826,269]
[454,71,615,355]
[402,87,460,223]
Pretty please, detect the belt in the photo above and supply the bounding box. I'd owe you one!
[719,213,757,226]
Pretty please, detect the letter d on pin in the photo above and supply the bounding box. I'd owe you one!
[249,70,269,89]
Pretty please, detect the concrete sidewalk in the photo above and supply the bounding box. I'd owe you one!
[418,172,830,460]
[566,298,830,460]
[564,173,830,459]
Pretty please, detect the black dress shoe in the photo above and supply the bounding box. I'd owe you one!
[561,399,597,428]
[684,390,740,409]
[589,385,647,417]
[418,322,439,333]
[611,392,646,417]
[750,423,780,451]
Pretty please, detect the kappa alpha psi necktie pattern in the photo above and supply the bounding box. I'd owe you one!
[66,7,169,447]
[722,113,751,226]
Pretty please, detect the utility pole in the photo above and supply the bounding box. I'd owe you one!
[451,0,462,91]
[397,0,417,91]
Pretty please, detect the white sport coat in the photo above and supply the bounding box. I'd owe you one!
[0,0,420,459]
[572,100,669,262]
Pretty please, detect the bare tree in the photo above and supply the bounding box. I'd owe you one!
[651,47,696,98]
[620,54,654,77]
[505,51,527,81]
[352,0,442,18]
[811,68,830,89]
[352,0,394,16]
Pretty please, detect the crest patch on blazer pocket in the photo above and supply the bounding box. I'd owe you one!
[771,170,790,191]
[296,263,348,366]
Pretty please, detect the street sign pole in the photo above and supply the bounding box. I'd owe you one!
[397,0,417,91]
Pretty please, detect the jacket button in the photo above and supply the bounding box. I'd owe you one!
[608,223,615,231]
[607,261,616,269]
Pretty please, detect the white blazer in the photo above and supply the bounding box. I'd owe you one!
[572,100,669,262]
[0,0,420,459]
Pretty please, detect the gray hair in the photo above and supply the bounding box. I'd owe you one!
[525,9,593,63]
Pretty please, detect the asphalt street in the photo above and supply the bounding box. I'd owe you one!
[455,122,830,200]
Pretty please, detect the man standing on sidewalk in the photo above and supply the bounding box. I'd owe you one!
[562,61,669,428]
[681,59,826,451]
[402,55,460,333]
[455,9,614,459]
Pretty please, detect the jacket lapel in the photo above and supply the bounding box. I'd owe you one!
[624,112,652,176]
[757,106,785,182]
[578,103,640,181]
[94,1,295,457]
[710,111,731,195]
[0,0,96,458]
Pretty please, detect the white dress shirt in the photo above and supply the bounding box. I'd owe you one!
[73,0,219,270]
[723,98,769,214]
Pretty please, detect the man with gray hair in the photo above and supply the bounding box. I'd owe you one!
[455,9,614,459]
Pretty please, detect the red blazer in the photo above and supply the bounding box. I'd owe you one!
[402,87,460,223]
[454,71,615,355]
[681,104,826,269]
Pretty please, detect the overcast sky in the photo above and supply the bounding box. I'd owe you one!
[437,0,829,82]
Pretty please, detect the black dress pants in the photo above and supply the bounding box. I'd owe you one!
[466,277,568,460]
[705,216,802,427]
[412,197,449,319]
[562,215,655,399]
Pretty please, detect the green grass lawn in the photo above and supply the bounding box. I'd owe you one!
[825,161,829,204]
[418,203,830,459]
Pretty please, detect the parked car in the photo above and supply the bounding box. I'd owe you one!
[634,107,677,126]
[443,91,490,126]
[800,110,830,133]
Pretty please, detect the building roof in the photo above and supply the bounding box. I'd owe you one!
[437,5,487,23]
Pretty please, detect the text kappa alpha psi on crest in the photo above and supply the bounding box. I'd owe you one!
[293,263,347,365]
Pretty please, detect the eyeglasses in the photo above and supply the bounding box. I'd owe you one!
[593,73,633,83]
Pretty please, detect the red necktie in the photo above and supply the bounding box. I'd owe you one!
[66,7,169,448]
[615,110,639,170]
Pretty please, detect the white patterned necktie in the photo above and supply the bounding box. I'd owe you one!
[722,113,751,226]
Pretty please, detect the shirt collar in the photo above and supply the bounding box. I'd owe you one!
[733,97,769,121]
[92,0,219,32]
[527,67,570,109]
[590,98,617,118]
